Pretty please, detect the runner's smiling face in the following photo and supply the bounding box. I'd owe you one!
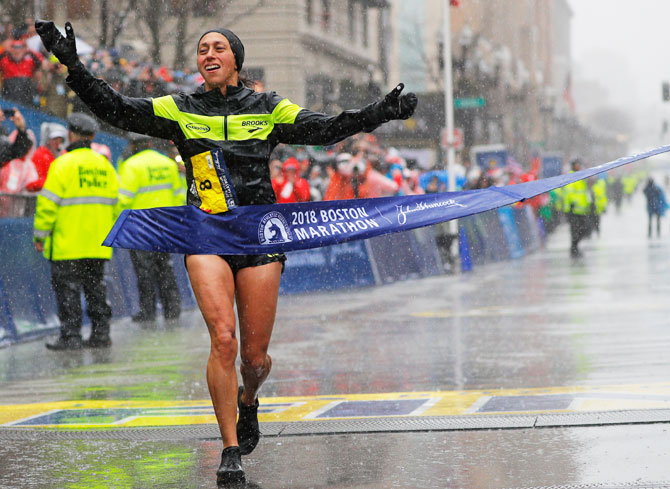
[197,32,239,92]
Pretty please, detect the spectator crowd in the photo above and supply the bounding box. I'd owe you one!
[0,19,494,206]
[0,18,204,119]
[0,16,644,240]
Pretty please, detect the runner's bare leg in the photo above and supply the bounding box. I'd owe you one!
[236,261,282,405]
[186,254,239,447]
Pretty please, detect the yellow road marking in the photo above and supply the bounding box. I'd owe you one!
[3,382,670,429]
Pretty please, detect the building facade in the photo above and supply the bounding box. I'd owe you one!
[384,0,574,163]
[43,0,388,111]
[31,0,610,163]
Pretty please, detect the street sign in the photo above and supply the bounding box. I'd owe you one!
[440,127,464,150]
[470,144,508,170]
[454,97,486,109]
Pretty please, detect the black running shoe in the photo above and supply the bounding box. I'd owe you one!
[216,446,245,484]
[237,386,260,455]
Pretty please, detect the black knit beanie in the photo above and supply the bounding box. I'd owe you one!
[197,28,245,72]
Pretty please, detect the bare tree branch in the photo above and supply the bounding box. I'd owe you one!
[109,0,137,49]
[0,0,32,31]
[180,0,268,67]
[225,0,266,26]
[97,0,139,50]
[172,0,191,69]
[128,0,166,64]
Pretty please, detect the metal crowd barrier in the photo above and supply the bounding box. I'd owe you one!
[0,193,37,218]
[0,204,546,346]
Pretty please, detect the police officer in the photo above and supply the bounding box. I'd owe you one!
[118,133,182,322]
[34,113,119,350]
[563,159,592,258]
[590,176,608,236]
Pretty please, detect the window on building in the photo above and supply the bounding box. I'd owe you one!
[306,0,314,25]
[321,0,331,31]
[192,0,218,17]
[245,67,265,84]
[306,75,335,111]
[66,0,92,19]
[348,0,357,40]
[245,67,266,92]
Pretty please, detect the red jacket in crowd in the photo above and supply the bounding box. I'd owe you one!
[272,157,311,203]
[25,145,56,192]
[0,44,42,80]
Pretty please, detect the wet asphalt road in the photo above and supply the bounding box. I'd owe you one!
[2,186,670,488]
[3,424,670,489]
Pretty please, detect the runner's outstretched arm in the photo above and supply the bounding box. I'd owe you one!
[35,20,177,138]
[271,83,418,146]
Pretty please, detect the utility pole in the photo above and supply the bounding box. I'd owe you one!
[442,1,458,246]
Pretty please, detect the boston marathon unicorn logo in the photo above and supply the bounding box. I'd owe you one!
[258,211,293,245]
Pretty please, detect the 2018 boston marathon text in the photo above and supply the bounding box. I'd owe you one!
[286,198,464,241]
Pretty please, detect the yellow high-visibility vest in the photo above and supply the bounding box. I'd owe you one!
[117,149,183,211]
[34,147,118,260]
[592,179,608,214]
[563,175,591,215]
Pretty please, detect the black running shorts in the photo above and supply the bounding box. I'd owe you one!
[184,253,286,277]
[219,253,286,277]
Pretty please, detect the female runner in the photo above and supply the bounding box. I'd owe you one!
[35,19,417,485]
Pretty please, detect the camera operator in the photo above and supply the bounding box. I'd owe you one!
[0,108,32,167]
[324,153,357,200]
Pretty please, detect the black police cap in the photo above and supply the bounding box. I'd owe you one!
[67,113,99,136]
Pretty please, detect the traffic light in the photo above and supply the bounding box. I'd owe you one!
[663,82,670,102]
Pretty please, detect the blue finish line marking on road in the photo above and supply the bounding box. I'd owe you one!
[4,383,670,429]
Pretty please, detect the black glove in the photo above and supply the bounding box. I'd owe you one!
[379,83,418,121]
[35,20,78,68]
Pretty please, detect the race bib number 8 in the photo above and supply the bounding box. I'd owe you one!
[190,149,238,214]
